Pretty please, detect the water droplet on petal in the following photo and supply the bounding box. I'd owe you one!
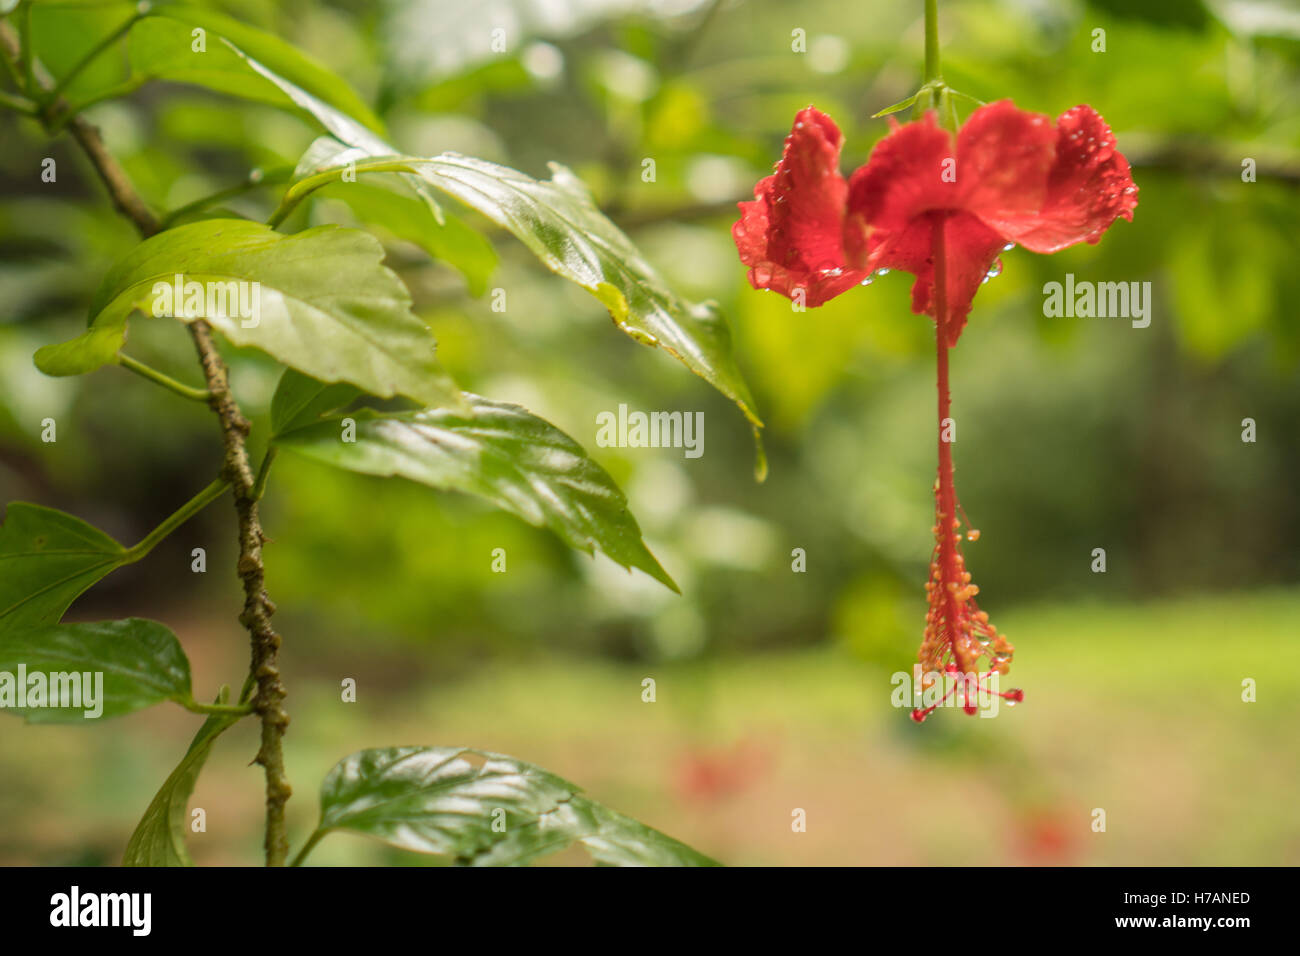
[1002,242,1015,251]
[874,268,891,276]
[985,260,1003,279]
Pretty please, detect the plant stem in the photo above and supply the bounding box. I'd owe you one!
[160,166,293,229]
[266,158,419,228]
[183,699,255,717]
[52,76,149,129]
[190,320,292,867]
[0,88,35,113]
[924,0,941,83]
[288,830,324,867]
[125,477,230,562]
[118,353,213,402]
[2,16,292,866]
[252,447,277,502]
[0,23,160,232]
[66,114,161,232]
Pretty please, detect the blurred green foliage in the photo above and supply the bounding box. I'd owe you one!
[1,0,1298,864]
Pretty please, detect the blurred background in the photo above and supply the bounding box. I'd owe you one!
[1,0,1298,866]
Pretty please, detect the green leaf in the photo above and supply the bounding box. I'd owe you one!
[288,138,495,291]
[0,618,192,722]
[0,503,129,633]
[270,368,361,436]
[873,92,921,118]
[34,219,463,411]
[128,5,384,132]
[123,686,243,866]
[277,146,765,463]
[325,181,498,297]
[305,747,718,867]
[472,794,720,867]
[232,49,443,222]
[273,393,677,591]
[418,157,762,426]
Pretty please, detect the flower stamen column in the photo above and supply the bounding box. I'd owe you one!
[914,211,1022,721]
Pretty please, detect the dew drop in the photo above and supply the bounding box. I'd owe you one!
[985,260,1003,279]
[875,267,891,276]
[1002,242,1015,251]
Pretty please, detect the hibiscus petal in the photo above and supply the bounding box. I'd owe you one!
[999,105,1138,253]
[846,112,955,241]
[732,106,867,306]
[956,99,1057,231]
[868,211,1007,347]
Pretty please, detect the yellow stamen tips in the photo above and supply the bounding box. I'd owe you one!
[966,529,980,541]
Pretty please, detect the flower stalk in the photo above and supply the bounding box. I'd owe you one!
[924,0,941,84]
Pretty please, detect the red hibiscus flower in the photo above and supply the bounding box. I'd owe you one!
[734,100,1137,720]
[735,100,1137,340]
